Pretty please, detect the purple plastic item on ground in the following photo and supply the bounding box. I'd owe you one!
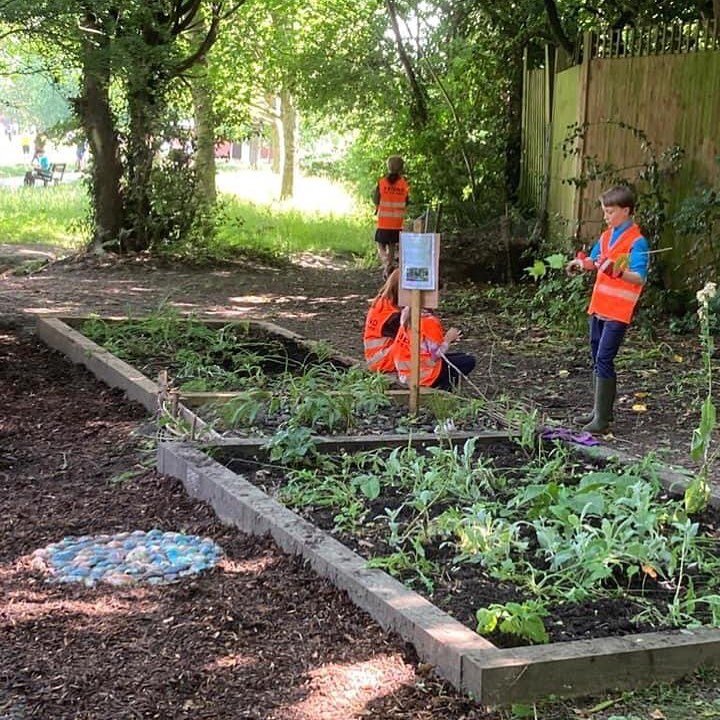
[540,427,601,446]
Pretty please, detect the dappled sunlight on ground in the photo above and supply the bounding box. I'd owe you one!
[0,561,159,624]
[279,655,415,720]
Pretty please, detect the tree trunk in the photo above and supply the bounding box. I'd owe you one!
[504,51,524,204]
[125,85,157,252]
[190,22,217,205]
[75,29,124,253]
[715,0,720,21]
[543,0,574,56]
[249,134,259,169]
[279,89,296,200]
[269,113,281,175]
[385,0,428,126]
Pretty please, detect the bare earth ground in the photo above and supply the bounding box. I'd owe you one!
[1,252,715,480]
[1,252,718,719]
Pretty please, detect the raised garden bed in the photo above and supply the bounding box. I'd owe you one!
[37,314,504,444]
[36,314,720,705]
[158,439,720,705]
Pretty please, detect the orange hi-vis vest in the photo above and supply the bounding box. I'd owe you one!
[393,312,444,386]
[376,176,409,230]
[363,298,399,372]
[587,223,644,324]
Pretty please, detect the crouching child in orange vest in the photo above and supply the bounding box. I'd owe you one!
[363,269,401,373]
[392,306,476,391]
[565,185,650,434]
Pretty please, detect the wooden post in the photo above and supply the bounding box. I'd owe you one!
[408,290,422,414]
[572,30,592,240]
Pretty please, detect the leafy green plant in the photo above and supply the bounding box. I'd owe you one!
[672,164,720,282]
[685,282,718,514]
[476,600,549,644]
[263,426,318,465]
[523,252,589,335]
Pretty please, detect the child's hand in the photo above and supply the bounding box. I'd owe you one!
[599,258,624,279]
[566,251,594,276]
[445,327,462,344]
[565,258,583,276]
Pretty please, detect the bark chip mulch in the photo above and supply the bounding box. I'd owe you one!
[0,323,490,719]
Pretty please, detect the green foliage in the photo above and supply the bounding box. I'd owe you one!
[476,600,549,644]
[0,183,88,248]
[265,426,318,466]
[672,162,720,283]
[80,312,280,390]
[520,252,589,335]
[140,153,220,260]
[685,282,718,514]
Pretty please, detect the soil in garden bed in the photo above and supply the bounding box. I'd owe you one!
[0,323,489,720]
[78,316,352,385]
[228,447,720,648]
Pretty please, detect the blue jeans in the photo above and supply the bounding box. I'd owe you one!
[589,315,627,379]
[433,352,476,390]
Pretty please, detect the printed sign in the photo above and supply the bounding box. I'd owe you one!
[400,233,437,291]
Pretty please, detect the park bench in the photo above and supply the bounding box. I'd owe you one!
[24,163,67,187]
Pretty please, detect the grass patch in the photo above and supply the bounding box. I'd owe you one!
[213,194,372,261]
[0,177,373,262]
[0,183,88,248]
[0,164,29,178]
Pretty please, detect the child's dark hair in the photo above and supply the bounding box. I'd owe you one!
[600,185,636,213]
[386,155,404,183]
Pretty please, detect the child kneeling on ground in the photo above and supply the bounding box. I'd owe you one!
[363,269,401,373]
[392,306,475,391]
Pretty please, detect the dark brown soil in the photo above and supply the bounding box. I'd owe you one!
[1,252,715,483]
[1,251,718,717]
[0,324,490,719]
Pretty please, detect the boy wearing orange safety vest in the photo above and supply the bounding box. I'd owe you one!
[372,155,410,279]
[565,185,650,434]
[363,269,401,372]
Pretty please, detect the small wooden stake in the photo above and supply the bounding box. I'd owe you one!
[409,290,422,414]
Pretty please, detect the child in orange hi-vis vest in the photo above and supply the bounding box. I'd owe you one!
[565,185,650,434]
[392,306,476,391]
[372,155,410,279]
[363,269,401,373]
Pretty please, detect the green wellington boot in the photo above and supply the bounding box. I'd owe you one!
[574,374,614,426]
[573,374,597,426]
[582,376,616,434]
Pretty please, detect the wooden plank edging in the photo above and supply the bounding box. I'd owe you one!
[463,627,720,704]
[157,441,720,706]
[156,441,496,688]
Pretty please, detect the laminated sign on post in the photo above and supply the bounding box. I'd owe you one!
[398,232,441,413]
[400,233,437,291]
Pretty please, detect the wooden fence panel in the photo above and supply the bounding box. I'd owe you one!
[519,67,547,210]
[580,52,720,282]
[546,65,580,244]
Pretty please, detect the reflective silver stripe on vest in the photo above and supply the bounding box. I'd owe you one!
[367,347,390,366]
[364,337,387,351]
[380,200,406,208]
[595,284,641,302]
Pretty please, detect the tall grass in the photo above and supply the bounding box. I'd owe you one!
[0,177,373,260]
[0,183,89,248]
[212,195,373,260]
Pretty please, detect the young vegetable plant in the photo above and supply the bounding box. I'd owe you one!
[476,600,549,644]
